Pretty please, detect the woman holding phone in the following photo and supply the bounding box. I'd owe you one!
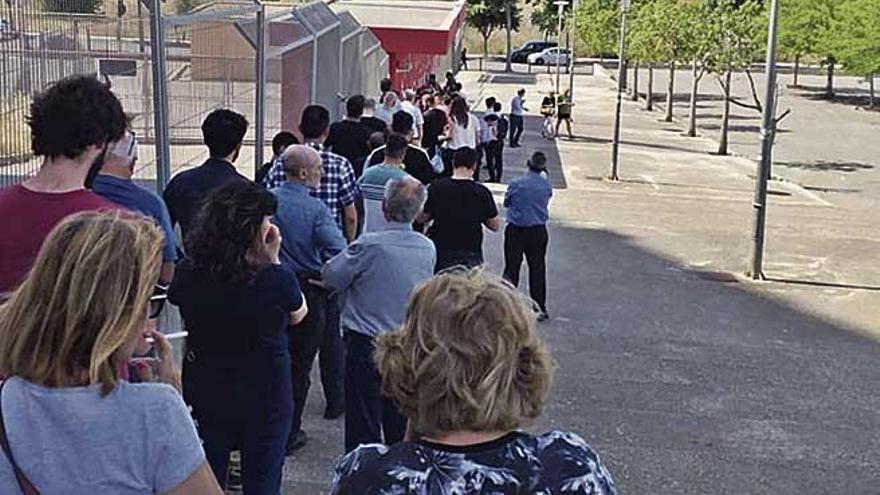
[171,181,307,495]
[0,211,222,494]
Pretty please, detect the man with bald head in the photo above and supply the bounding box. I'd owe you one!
[270,144,347,453]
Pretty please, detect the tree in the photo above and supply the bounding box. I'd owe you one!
[467,0,521,69]
[531,0,571,37]
[811,0,841,98]
[680,0,715,138]
[777,0,824,88]
[704,0,765,155]
[575,0,618,57]
[42,0,100,13]
[832,0,880,108]
[628,0,667,110]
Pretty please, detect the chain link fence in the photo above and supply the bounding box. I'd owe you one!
[1,0,390,191]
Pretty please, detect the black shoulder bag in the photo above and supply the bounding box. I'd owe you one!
[0,380,41,494]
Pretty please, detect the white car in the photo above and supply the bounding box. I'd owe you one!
[527,47,571,66]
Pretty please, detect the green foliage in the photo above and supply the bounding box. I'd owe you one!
[832,0,880,77]
[530,0,572,36]
[704,0,766,75]
[626,0,696,64]
[467,0,522,50]
[41,0,101,13]
[777,0,829,61]
[174,0,209,15]
[575,0,618,57]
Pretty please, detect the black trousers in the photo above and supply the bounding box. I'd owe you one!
[289,281,327,436]
[344,331,407,452]
[510,114,524,146]
[487,140,503,181]
[503,224,549,313]
[320,293,345,411]
[435,249,484,273]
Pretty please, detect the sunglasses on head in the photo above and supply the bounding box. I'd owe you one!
[149,285,168,319]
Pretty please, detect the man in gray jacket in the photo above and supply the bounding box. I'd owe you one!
[323,176,436,452]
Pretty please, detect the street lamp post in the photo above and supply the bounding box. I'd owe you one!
[554,1,568,95]
[568,0,579,98]
[609,0,630,181]
[749,0,780,280]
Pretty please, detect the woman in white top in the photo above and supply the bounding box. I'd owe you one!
[0,211,222,495]
[445,96,480,151]
[375,91,401,126]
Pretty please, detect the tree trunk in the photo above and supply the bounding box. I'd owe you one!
[631,61,640,101]
[870,75,876,109]
[825,59,835,99]
[793,54,800,87]
[687,58,699,137]
[482,35,489,71]
[665,63,675,122]
[646,63,654,111]
[718,70,732,155]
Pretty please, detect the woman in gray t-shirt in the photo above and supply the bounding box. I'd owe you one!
[0,212,222,494]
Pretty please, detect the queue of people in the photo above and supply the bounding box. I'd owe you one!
[0,73,615,494]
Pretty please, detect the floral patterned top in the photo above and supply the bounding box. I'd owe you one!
[329,430,617,494]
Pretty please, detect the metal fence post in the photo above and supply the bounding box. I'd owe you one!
[254,1,266,177]
[292,8,318,104]
[149,0,172,192]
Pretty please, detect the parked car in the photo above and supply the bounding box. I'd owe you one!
[528,47,571,66]
[510,40,557,63]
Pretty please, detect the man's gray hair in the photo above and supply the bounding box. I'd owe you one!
[384,176,427,223]
[365,97,377,110]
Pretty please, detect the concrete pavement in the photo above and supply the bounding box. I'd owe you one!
[279,63,880,494]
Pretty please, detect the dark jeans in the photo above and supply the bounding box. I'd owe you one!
[203,419,288,495]
[289,281,328,436]
[475,144,486,181]
[510,114,524,146]
[435,249,484,273]
[320,293,345,411]
[344,331,407,452]
[486,140,503,181]
[503,224,549,313]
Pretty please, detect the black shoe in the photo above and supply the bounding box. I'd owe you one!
[324,403,344,420]
[537,311,550,322]
[285,430,308,456]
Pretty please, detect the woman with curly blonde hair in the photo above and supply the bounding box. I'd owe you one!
[329,269,616,494]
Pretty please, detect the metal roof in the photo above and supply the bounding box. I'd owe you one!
[330,0,465,31]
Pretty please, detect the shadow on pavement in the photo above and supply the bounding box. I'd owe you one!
[764,277,880,292]
[538,224,880,494]
[775,160,875,173]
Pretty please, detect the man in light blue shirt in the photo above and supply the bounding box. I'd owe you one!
[271,144,347,452]
[503,151,553,321]
[323,176,435,452]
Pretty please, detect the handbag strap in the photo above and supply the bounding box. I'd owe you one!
[0,380,40,495]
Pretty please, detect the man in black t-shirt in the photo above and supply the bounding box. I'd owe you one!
[421,147,500,272]
[360,98,388,136]
[326,95,372,178]
[421,94,448,155]
[365,111,438,185]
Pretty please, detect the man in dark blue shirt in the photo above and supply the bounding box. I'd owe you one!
[270,144,347,453]
[93,131,178,284]
[503,151,553,321]
[162,109,250,243]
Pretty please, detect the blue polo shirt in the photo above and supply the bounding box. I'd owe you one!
[504,170,552,227]
[92,174,178,262]
[271,181,347,276]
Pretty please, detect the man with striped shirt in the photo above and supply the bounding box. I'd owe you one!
[358,133,412,234]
